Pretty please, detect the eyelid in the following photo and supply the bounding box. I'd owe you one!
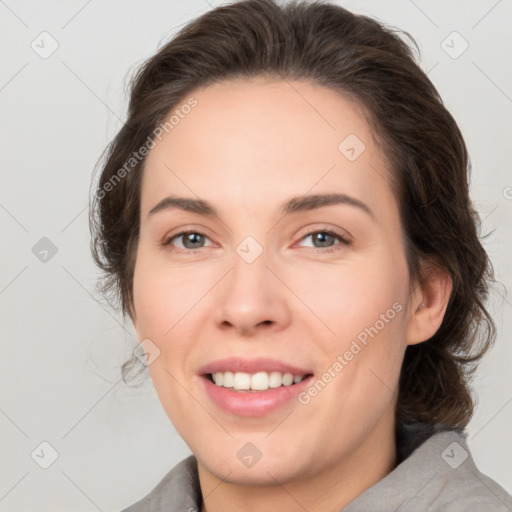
[295,227,352,250]
[162,226,352,255]
[160,222,211,249]
[163,229,214,249]
[295,221,351,240]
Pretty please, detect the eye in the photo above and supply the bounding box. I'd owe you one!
[298,229,351,252]
[163,231,212,251]
[162,229,351,254]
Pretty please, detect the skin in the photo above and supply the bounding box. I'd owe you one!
[131,76,452,512]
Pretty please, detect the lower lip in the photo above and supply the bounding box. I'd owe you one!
[200,375,313,417]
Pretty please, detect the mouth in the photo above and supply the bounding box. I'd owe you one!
[197,357,315,416]
[204,371,314,392]
[200,370,315,416]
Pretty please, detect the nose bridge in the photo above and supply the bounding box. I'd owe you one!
[231,240,268,294]
[213,236,290,333]
[227,238,273,307]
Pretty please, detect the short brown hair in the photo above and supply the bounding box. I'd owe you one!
[90,0,497,431]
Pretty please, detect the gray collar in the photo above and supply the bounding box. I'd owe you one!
[123,422,512,512]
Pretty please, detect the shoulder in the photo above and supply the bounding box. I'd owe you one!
[402,429,512,511]
[119,455,201,512]
[417,429,512,511]
[344,425,512,512]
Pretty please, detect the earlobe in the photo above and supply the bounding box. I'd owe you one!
[406,266,453,346]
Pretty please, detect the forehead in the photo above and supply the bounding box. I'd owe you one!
[140,77,392,218]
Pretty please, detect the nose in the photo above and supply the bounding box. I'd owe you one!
[212,248,291,336]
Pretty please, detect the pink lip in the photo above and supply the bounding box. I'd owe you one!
[200,373,314,417]
[197,358,314,417]
[197,357,312,376]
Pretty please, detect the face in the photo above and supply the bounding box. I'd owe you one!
[132,77,416,486]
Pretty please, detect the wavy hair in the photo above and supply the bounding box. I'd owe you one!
[90,0,498,431]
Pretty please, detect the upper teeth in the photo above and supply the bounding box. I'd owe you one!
[212,371,306,391]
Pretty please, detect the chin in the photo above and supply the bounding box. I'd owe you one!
[212,461,300,486]
[198,447,310,486]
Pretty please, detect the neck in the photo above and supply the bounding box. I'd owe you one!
[198,413,397,512]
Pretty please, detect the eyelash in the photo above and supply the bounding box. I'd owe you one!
[162,229,351,254]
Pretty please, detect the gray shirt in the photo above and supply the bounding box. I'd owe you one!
[121,422,512,511]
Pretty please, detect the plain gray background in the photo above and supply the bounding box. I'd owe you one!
[1,1,511,510]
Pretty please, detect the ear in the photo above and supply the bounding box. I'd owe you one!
[405,263,453,346]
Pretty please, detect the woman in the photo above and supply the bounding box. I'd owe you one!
[90,0,512,510]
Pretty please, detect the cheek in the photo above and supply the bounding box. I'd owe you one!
[326,263,409,392]
[132,254,205,339]
[301,259,409,402]
[132,260,202,422]
[297,258,406,339]
[132,266,167,340]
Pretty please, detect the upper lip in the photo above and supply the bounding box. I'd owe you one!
[198,357,313,376]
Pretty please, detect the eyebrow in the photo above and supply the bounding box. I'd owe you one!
[147,193,375,220]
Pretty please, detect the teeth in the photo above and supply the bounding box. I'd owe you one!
[233,372,251,390]
[211,371,307,391]
[223,372,233,387]
[252,371,270,390]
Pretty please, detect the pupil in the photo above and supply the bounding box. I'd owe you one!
[315,232,333,247]
[185,233,203,248]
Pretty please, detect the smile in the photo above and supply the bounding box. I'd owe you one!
[209,371,309,391]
